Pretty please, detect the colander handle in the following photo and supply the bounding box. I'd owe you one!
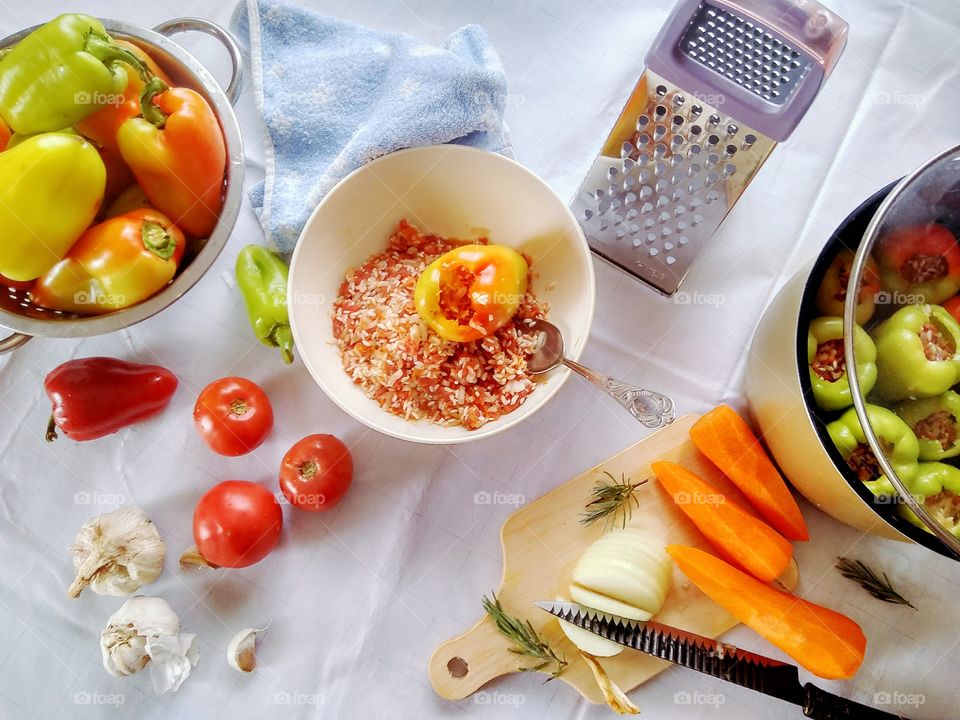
[153,18,244,105]
[0,333,31,354]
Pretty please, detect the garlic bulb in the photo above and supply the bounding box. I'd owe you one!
[68,506,166,598]
[101,596,198,694]
[227,627,265,672]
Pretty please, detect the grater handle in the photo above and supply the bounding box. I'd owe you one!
[562,359,676,429]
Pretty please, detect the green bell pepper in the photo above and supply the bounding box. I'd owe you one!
[236,245,295,364]
[893,390,960,461]
[897,462,960,538]
[870,304,960,401]
[0,14,151,135]
[807,316,877,412]
[827,404,919,497]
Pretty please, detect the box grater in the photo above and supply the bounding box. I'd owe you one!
[574,0,848,295]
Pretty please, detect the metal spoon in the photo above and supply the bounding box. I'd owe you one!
[524,318,675,429]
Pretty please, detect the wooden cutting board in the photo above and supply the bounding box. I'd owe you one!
[428,414,799,704]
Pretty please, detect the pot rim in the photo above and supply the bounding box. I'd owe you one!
[0,17,244,339]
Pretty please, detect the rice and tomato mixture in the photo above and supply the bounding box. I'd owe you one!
[332,220,547,430]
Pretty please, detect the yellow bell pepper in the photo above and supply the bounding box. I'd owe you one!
[414,243,529,342]
[0,133,105,281]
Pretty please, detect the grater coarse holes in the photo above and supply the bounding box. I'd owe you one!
[575,0,848,296]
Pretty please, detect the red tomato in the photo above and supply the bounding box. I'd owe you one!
[193,480,283,568]
[194,377,273,456]
[279,434,353,512]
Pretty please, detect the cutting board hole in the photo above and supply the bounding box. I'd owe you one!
[447,657,469,678]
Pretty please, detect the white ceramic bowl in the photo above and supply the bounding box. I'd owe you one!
[288,145,595,444]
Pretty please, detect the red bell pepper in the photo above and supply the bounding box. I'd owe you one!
[875,223,960,304]
[117,78,226,237]
[0,117,10,151]
[44,357,178,441]
[32,208,185,315]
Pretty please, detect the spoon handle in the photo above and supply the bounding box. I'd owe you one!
[562,359,676,429]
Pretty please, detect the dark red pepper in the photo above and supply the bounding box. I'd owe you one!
[44,357,178,441]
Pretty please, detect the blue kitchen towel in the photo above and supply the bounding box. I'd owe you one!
[232,0,513,252]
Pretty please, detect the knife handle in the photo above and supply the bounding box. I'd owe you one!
[803,684,910,720]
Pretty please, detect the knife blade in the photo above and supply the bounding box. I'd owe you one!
[535,601,910,720]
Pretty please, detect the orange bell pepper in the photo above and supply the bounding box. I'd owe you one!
[651,461,792,583]
[667,545,866,680]
[117,78,226,237]
[690,406,810,541]
[75,40,173,158]
[32,208,185,314]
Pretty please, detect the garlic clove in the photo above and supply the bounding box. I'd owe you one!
[69,506,165,598]
[147,633,199,693]
[227,627,266,672]
[179,545,218,569]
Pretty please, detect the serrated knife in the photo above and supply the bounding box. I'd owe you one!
[535,601,910,719]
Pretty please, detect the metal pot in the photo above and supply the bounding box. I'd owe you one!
[0,17,245,353]
[748,144,960,561]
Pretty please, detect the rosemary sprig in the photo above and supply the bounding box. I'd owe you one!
[481,593,567,679]
[581,471,648,531]
[836,557,916,609]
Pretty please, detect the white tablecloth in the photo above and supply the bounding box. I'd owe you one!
[2,1,960,718]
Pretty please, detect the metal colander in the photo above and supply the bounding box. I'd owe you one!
[0,17,245,353]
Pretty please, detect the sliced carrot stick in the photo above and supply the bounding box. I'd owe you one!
[667,545,865,680]
[690,405,809,541]
[651,461,792,583]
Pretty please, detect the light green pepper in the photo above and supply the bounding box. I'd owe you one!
[893,391,960,461]
[897,462,960,538]
[807,316,877,412]
[870,304,960,402]
[827,404,919,497]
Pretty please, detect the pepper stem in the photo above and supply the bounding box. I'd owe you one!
[45,415,58,443]
[139,76,170,129]
[142,221,176,260]
[83,31,153,84]
[271,325,295,364]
